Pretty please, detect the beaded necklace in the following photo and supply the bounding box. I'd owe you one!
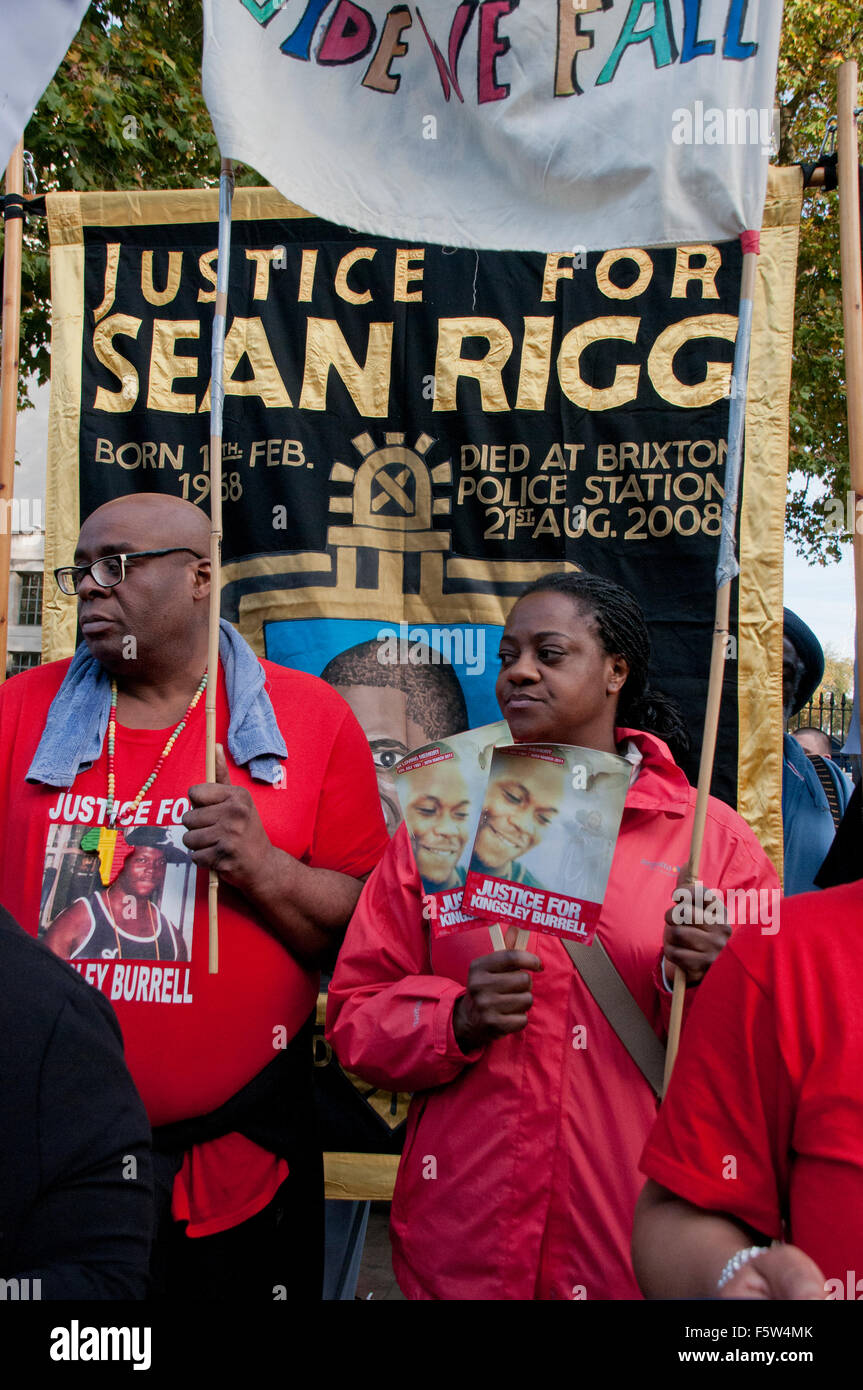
[81,674,207,885]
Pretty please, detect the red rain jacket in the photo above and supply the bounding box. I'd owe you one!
[327,730,779,1300]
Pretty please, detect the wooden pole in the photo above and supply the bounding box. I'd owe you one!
[0,141,24,684]
[663,246,760,1093]
[207,157,235,974]
[663,582,732,1088]
[838,64,863,489]
[837,62,863,764]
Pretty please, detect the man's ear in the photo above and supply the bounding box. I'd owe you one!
[192,556,211,601]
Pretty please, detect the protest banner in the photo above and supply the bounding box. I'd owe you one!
[45,172,799,852]
[203,0,782,254]
[44,170,801,1179]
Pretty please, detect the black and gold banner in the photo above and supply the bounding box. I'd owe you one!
[46,173,801,1188]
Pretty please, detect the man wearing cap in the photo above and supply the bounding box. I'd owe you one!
[44,827,190,962]
[0,492,388,1301]
[782,608,850,894]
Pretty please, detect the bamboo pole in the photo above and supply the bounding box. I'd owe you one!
[663,583,732,1089]
[0,141,24,684]
[207,157,235,974]
[837,62,863,765]
[663,245,760,1093]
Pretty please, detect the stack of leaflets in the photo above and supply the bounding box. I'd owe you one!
[462,744,630,945]
[396,729,630,946]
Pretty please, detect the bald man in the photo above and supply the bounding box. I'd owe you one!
[0,492,388,1301]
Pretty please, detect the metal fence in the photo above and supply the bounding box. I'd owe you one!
[787,693,858,776]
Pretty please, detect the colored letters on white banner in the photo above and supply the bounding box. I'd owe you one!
[203,0,783,253]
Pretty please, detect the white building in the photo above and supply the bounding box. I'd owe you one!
[6,380,48,678]
[8,523,44,676]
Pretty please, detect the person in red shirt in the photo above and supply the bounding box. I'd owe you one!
[634,871,863,1301]
[327,570,779,1300]
[0,492,388,1301]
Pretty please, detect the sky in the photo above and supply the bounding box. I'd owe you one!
[14,380,50,503]
[784,539,856,662]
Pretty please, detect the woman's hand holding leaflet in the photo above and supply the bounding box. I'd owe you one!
[453,931,543,1053]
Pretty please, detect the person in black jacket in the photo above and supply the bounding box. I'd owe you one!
[0,905,153,1298]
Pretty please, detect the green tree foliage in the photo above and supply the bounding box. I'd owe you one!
[820,644,854,700]
[7,0,218,402]
[777,0,863,563]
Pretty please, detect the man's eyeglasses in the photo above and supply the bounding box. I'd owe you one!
[54,548,204,596]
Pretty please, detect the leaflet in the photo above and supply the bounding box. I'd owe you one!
[462,743,630,945]
[394,721,511,937]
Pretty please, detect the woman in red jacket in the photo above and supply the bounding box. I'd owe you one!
[327,571,779,1300]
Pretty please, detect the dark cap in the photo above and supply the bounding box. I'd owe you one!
[783,608,825,715]
[124,826,188,863]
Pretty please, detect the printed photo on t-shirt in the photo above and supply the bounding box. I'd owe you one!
[38,824,196,963]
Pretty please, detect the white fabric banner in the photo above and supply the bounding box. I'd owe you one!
[203,0,783,253]
[0,0,90,173]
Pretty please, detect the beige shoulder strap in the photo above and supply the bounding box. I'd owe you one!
[561,936,666,1099]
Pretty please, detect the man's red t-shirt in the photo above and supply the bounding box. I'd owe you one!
[0,658,388,1233]
[641,881,863,1293]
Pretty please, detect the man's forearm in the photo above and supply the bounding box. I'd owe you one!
[237,845,364,966]
[632,1180,764,1299]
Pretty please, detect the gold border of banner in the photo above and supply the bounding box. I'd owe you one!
[324,1152,399,1202]
[45,186,313,247]
[738,165,803,877]
[43,194,85,663]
